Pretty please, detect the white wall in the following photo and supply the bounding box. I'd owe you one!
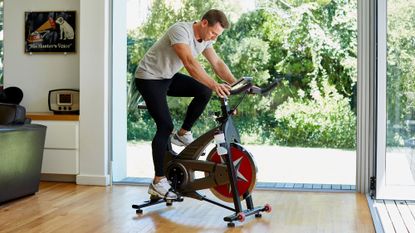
[4,0,80,112]
[77,0,110,185]
[4,0,112,186]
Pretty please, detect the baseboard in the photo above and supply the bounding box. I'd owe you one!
[76,174,110,186]
[41,174,76,182]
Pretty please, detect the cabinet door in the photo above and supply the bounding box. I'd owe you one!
[33,120,79,149]
[41,149,79,174]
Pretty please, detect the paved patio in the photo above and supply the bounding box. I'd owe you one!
[127,142,357,185]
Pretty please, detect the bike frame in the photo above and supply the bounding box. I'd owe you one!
[133,77,276,225]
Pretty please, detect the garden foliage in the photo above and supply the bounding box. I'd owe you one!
[127,0,361,148]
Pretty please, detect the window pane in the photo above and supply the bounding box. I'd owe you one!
[385,0,415,186]
[124,0,357,187]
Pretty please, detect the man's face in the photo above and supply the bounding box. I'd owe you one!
[200,20,224,41]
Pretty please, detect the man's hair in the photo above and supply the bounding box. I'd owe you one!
[202,9,230,29]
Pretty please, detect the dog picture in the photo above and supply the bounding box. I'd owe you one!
[25,11,76,52]
[55,17,74,40]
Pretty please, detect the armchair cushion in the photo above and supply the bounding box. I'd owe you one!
[0,86,23,105]
[0,101,46,204]
[0,103,27,125]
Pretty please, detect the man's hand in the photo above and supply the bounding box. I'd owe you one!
[211,82,231,98]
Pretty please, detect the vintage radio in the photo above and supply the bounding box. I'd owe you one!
[48,89,79,114]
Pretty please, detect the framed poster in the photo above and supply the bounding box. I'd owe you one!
[25,11,76,53]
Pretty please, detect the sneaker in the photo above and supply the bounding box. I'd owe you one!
[170,131,194,146]
[148,178,178,200]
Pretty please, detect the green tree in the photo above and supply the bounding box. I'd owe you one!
[127,0,358,149]
[386,0,415,146]
[214,1,357,147]
[126,0,238,140]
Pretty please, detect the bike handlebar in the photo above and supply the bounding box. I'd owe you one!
[229,76,281,96]
[138,76,282,109]
[249,78,281,95]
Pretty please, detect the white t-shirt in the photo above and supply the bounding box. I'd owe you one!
[135,22,213,80]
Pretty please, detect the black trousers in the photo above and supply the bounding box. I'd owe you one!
[135,73,212,176]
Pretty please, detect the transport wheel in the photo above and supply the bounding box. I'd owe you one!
[236,212,246,222]
[264,203,272,213]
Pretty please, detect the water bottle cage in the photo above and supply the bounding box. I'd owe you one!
[216,142,228,156]
[214,132,227,155]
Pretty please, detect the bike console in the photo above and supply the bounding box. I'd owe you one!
[229,76,281,95]
[230,77,253,95]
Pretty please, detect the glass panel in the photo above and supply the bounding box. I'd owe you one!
[124,0,357,187]
[385,0,415,186]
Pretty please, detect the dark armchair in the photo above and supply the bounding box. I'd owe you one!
[0,103,47,204]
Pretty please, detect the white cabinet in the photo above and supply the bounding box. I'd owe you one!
[29,114,79,175]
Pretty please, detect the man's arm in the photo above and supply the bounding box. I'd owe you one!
[172,43,230,97]
[202,47,236,84]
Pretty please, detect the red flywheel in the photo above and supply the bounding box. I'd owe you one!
[206,143,257,203]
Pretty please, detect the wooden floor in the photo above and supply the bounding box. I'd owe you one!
[375,200,415,233]
[0,182,374,233]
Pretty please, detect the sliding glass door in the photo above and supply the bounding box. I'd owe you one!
[376,0,415,200]
[122,0,358,187]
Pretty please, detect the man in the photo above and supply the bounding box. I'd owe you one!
[135,9,236,199]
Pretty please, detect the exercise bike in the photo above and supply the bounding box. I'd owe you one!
[132,76,280,227]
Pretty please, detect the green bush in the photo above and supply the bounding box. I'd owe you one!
[272,79,356,149]
[127,109,155,141]
[126,0,359,149]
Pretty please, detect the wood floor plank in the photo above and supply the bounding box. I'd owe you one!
[0,182,375,233]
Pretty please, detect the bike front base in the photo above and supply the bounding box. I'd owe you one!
[132,194,184,214]
[223,203,272,227]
